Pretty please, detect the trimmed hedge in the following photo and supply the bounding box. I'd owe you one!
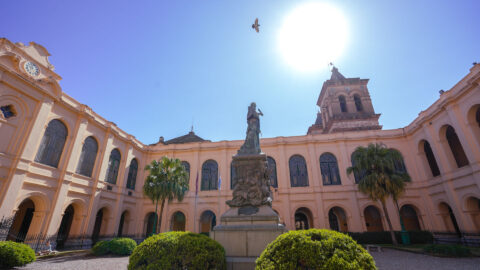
[256,229,376,270]
[423,244,471,257]
[92,238,137,256]
[0,241,36,268]
[348,231,433,245]
[128,231,226,270]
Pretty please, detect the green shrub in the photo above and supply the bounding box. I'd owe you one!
[128,231,226,270]
[348,232,394,244]
[256,229,376,270]
[92,238,137,256]
[92,240,110,256]
[0,241,36,268]
[423,244,471,257]
[109,238,137,256]
[407,231,433,244]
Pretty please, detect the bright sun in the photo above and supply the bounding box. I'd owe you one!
[278,2,348,72]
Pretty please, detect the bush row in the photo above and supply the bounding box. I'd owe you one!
[348,231,433,244]
[423,244,471,257]
[0,241,36,268]
[92,237,137,256]
[128,230,376,270]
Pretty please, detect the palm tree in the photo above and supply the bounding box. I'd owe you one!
[143,156,189,234]
[347,143,410,245]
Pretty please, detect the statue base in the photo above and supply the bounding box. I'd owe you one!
[211,205,286,270]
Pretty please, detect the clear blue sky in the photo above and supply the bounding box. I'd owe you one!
[2,0,479,144]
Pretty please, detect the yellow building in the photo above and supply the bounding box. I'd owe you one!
[1,38,479,248]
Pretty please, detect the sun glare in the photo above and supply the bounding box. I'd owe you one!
[278,2,348,72]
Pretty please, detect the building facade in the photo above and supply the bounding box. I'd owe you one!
[1,39,479,245]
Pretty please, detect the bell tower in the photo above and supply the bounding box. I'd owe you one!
[308,67,381,134]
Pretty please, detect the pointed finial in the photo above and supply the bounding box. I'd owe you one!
[190,117,194,133]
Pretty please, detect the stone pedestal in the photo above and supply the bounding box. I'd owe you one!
[213,131,285,270]
[211,206,286,270]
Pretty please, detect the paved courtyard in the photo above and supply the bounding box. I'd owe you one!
[18,254,129,270]
[371,249,480,270]
[17,249,480,269]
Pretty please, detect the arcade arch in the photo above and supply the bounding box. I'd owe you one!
[199,210,216,235]
[364,205,384,232]
[171,211,186,231]
[294,207,313,230]
[328,206,348,232]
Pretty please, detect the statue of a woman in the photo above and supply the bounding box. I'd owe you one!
[238,102,263,155]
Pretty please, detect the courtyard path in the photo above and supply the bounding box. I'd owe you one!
[17,253,129,270]
[17,248,480,269]
[371,248,480,270]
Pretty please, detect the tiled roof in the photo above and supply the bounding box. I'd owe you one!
[164,131,209,145]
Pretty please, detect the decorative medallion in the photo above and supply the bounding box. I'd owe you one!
[24,61,39,77]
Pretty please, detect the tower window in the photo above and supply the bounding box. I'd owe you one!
[338,96,347,113]
[354,94,363,112]
[1,105,16,119]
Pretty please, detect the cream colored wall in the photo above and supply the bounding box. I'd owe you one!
[0,39,479,241]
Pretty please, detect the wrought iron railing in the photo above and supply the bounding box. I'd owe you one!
[432,231,480,247]
[0,216,147,252]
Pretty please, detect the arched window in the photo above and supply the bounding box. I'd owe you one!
[267,156,278,188]
[126,159,138,190]
[320,153,341,185]
[422,140,440,177]
[230,161,236,190]
[201,160,218,191]
[354,94,363,112]
[35,119,68,167]
[181,161,190,182]
[1,104,16,118]
[76,136,98,177]
[390,149,407,174]
[339,95,347,112]
[351,150,366,184]
[445,125,469,168]
[289,155,309,187]
[105,149,121,184]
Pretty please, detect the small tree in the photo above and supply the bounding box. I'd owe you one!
[143,156,189,234]
[347,143,410,245]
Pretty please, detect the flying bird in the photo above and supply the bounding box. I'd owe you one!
[252,18,260,33]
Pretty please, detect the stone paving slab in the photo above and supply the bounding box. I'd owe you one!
[371,248,480,270]
[17,254,129,270]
